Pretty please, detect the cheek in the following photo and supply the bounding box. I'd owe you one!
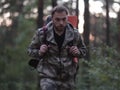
[63,21,67,26]
[53,21,58,26]
[53,20,59,26]
[64,21,67,24]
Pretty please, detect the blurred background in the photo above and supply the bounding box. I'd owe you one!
[0,0,120,90]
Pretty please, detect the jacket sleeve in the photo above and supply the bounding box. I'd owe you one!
[78,34,87,58]
[75,30,87,58]
[27,29,43,58]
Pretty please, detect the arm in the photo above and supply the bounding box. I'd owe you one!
[27,30,41,58]
[69,30,87,58]
[28,28,49,59]
[27,29,47,58]
[77,33,87,58]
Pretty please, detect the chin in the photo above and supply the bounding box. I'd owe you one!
[60,26,65,29]
[55,26,65,31]
[59,28,64,31]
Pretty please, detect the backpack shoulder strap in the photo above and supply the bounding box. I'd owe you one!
[42,26,48,44]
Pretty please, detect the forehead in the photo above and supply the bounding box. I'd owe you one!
[52,11,68,18]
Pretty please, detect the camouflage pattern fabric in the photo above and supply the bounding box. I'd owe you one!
[40,78,75,90]
[27,22,87,90]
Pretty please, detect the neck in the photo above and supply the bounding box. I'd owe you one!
[54,28,65,36]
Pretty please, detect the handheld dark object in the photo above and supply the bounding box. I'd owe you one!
[28,58,39,68]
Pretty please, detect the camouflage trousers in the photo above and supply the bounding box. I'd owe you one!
[39,77,76,90]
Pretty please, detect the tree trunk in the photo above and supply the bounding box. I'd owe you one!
[76,0,79,28]
[105,0,110,46]
[117,11,120,51]
[37,0,44,28]
[51,0,57,8]
[83,0,90,90]
[83,0,90,60]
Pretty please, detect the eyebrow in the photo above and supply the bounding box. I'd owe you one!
[55,17,67,20]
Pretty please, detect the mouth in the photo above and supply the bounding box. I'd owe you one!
[58,26,64,28]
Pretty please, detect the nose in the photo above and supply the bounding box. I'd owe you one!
[59,20,64,25]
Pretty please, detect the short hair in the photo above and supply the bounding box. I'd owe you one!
[51,5,69,17]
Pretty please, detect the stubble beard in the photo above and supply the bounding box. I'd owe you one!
[54,26,65,35]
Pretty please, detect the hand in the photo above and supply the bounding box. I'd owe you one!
[39,44,48,56]
[69,46,80,56]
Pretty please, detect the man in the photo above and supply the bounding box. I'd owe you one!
[28,5,87,90]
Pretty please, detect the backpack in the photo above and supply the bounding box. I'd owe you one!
[28,15,78,69]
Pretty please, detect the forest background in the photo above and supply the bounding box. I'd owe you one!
[0,0,120,90]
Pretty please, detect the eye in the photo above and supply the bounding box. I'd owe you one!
[55,17,67,22]
[62,18,66,21]
[55,18,60,21]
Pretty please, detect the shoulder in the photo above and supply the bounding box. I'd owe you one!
[73,28,80,37]
[72,28,83,41]
[35,26,46,36]
[73,28,79,33]
[67,23,79,33]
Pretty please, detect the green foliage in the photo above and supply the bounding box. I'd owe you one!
[1,17,120,90]
[89,46,120,90]
[0,0,120,90]
[76,45,120,90]
[0,14,37,90]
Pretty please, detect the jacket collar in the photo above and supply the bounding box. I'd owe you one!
[46,22,74,46]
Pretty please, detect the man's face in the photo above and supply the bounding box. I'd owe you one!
[52,11,68,31]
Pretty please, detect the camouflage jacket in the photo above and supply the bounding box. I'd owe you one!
[27,22,87,79]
